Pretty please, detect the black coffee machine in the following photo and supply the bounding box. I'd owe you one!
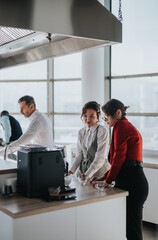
[17,145,66,198]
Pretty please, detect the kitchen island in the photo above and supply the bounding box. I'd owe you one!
[143,156,158,224]
[0,159,17,189]
[0,177,128,240]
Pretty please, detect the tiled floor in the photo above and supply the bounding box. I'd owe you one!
[143,222,158,240]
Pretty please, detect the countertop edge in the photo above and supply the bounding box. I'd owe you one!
[143,162,158,169]
[0,169,17,174]
[0,190,128,219]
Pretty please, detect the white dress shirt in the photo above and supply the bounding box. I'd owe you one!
[0,116,11,144]
[70,122,109,178]
[0,110,54,157]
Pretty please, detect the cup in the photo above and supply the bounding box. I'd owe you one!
[64,175,71,186]
[6,185,13,196]
[4,177,17,192]
[1,185,13,197]
[95,182,105,192]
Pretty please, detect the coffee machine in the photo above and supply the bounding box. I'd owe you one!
[17,145,65,198]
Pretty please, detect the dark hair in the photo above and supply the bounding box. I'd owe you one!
[1,110,9,117]
[18,95,36,108]
[81,101,101,120]
[102,99,129,118]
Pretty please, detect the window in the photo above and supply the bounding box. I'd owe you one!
[54,53,82,143]
[54,115,83,143]
[54,81,82,113]
[0,82,47,113]
[111,0,158,151]
[127,116,158,151]
[0,53,82,144]
[0,60,47,135]
[0,60,47,80]
[112,0,158,76]
[111,77,158,113]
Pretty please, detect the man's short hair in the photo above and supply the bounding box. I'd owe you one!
[1,110,9,117]
[18,95,36,108]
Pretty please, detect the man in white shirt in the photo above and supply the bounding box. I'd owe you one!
[0,95,54,158]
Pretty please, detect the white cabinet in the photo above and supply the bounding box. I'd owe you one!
[143,167,158,224]
[0,208,76,240]
[76,197,126,240]
[0,197,127,240]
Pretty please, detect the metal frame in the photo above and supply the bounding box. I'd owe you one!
[110,72,158,118]
[0,59,81,142]
[110,72,158,79]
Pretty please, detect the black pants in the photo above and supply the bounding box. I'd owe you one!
[115,166,149,240]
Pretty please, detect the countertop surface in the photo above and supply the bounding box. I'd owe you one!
[143,156,158,168]
[0,159,17,174]
[0,156,157,219]
[0,179,128,219]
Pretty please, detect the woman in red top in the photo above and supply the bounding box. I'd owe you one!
[92,99,148,240]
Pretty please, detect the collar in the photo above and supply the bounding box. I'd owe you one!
[114,117,128,127]
[28,109,39,121]
[85,121,100,133]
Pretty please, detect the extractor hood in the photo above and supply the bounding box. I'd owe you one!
[0,0,122,69]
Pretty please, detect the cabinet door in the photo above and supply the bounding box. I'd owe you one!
[143,167,158,224]
[76,197,127,240]
[14,207,76,240]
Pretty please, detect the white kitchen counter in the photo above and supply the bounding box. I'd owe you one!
[0,180,128,240]
[0,157,128,240]
[0,159,17,174]
[0,159,17,192]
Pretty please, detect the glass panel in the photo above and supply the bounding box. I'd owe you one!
[54,115,83,143]
[0,60,47,80]
[128,116,158,151]
[54,81,82,113]
[112,0,158,75]
[0,82,47,112]
[54,53,82,79]
[0,114,29,141]
[111,77,158,113]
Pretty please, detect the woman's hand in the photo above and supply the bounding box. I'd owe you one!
[80,174,88,180]
[90,175,106,183]
[79,174,89,185]
[68,171,73,176]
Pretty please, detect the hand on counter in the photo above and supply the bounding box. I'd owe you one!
[92,180,109,188]
[80,174,88,180]
[90,175,106,183]
[77,174,89,185]
[90,174,109,189]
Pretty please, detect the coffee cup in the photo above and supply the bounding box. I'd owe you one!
[1,185,13,197]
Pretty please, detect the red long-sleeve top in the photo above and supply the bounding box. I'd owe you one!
[105,117,142,184]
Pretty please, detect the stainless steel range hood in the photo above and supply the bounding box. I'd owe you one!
[0,0,122,69]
